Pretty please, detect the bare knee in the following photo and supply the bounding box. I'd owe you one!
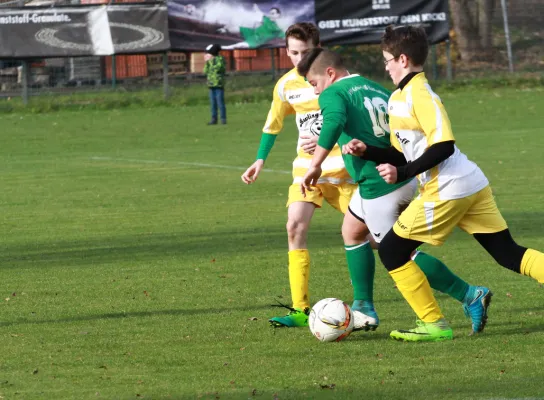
[286,218,309,243]
[342,212,369,244]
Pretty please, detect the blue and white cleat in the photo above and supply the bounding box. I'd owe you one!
[351,301,379,332]
[463,286,493,335]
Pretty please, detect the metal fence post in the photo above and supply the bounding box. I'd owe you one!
[21,60,29,106]
[500,0,514,73]
[163,52,169,99]
[445,40,453,81]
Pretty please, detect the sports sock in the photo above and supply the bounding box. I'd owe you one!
[414,251,469,302]
[345,241,375,303]
[389,260,444,323]
[288,249,310,310]
[520,249,544,284]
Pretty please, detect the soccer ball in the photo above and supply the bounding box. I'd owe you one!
[309,298,354,342]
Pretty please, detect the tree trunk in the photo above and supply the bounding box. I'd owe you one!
[450,0,483,61]
[478,0,496,59]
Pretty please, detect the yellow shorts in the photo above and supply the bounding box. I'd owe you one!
[393,185,508,246]
[286,182,356,213]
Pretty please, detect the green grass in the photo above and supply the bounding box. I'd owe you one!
[0,73,542,114]
[0,85,544,399]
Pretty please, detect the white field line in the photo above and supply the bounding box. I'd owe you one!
[90,156,292,175]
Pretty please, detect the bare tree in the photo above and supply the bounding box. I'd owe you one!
[450,0,496,61]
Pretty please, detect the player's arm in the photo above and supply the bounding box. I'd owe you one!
[241,80,294,184]
[376,86,456,183]
[354,144,407,166]
[301,91,346,193]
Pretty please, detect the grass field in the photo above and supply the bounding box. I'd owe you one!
[1,85,544,399]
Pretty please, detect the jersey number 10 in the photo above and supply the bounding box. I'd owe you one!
[363,97,390,138]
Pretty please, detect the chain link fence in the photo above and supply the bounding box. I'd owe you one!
[0,0,542,105]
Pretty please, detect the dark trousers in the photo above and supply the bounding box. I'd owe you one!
[209,87,226,122]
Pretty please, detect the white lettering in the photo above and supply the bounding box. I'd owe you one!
[421,12,447,22]
[341,16,399,28]
[318,20,341,29]
[0,12,71,24]
[400,14,421,24]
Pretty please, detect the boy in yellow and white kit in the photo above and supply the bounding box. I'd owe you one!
[345,25,544,341]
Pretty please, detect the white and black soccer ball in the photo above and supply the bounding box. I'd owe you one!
[309,298,354,342]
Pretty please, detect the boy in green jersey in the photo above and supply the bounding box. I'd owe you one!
[297,47,493,336]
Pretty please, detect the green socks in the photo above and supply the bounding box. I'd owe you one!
[345,241,375,302]
[414,251,469,302]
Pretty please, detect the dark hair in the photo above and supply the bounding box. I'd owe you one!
[270,7,281,14]
[296,48,345,77]
[381,25,429,66]
[285,22,320,48]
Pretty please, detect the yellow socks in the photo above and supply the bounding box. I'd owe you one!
[389,260,444,323]
[521,249,544,284]
[288,249,310,310]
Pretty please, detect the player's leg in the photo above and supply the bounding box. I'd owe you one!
[459,187,544,283]
[475,230,544,283]
[269,185,322,328]
[379,198,464,342]
[341,189,379,331]
[379,230,453,342]
[217,88,227,124]
[361,180,486,332]
[321,183,379,331]
[342,210,379,331]
[412,249,492,335]
[208,88,218,125]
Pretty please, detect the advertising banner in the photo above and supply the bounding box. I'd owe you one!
[168,0,449,50]
[0,3,170,58]
[316,0,450,45]
[168,0,314,50]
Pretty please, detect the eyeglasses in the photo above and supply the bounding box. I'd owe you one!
[383,56,398,65]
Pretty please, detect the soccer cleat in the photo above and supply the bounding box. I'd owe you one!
[351,301,379,331]
[390,319,453,342]
[463,286,493,335]
[352,310,379,331]
[269,307,310,328]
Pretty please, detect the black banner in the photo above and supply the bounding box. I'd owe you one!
[0,3,170,58]
[316,0,450,45]
[168,0,449,50]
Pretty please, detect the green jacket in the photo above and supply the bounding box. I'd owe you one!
[203,55,226,88]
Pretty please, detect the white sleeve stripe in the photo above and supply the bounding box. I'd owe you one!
[277,72,297,103]
[424,83,443,143]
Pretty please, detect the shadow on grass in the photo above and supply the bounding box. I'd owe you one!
[0,304,274,328]
[0,227,344,269]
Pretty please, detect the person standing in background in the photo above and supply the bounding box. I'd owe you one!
[204,44,227,125]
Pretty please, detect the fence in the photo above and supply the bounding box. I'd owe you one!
[0,0,542,105]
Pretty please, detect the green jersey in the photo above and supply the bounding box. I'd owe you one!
[317,74,409,199]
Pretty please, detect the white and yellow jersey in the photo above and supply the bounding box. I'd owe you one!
[263,68,352,185]
[388,73,488,201]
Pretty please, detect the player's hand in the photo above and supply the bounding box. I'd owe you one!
[300,165,322,197]
[300,135,318,155]
[377,163,398,184]
[241,159,264,184]
[342,139,367,156]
